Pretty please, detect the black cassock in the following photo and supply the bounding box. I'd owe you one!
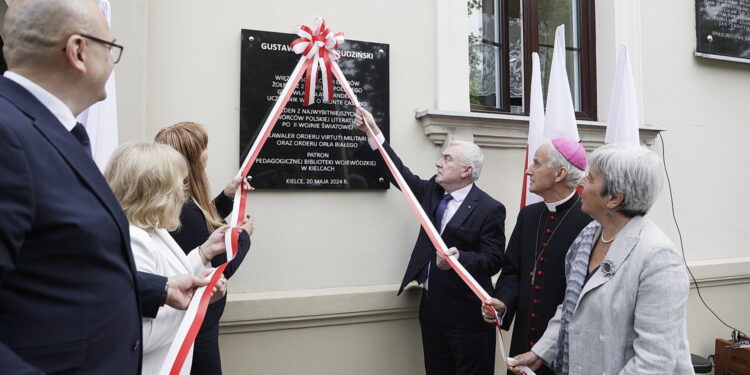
[494,193,591,374]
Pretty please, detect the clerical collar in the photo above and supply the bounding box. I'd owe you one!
[544,191,577,212]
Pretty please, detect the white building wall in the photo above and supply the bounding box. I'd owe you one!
[637,0,750,358]
[108,0,749,373]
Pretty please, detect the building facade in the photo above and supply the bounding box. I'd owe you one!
[3,0,749,373]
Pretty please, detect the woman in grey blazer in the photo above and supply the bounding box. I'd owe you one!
[505,143,693,374]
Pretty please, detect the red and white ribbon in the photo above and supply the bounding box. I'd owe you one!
[225,57,308,260]
[289,16,344,105]
[355,116,535,375]
[158,25,313,375]
[332,48,535,375]
[160,16,531,375]
[158,264,227,375]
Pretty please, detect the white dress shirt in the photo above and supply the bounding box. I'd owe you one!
[368,132,475,289]
[366,132,385,150]
[4,71,77,131]
[439,183,473,234]
[368,131,473,232]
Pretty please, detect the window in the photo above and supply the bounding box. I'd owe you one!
[468,0,597,120]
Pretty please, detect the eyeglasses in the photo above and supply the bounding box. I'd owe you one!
[79,33,124,64]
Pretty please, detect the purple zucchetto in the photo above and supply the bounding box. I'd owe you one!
[551,138,586,171]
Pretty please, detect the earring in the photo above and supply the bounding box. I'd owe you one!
[605,211,613,219]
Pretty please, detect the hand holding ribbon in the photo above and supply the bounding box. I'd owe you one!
[355,107,535,374]
[164,16,527,375]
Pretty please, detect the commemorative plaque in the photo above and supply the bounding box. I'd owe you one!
[240,29,390,189]
[696,0,750,63]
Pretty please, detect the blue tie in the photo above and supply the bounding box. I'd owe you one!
[71,122,92,158]
[434,193,454,231]
[415,193,454,285]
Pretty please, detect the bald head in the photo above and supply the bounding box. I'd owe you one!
[3,0,104,68]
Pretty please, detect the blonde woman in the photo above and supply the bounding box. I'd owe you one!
[155,122,253,375]
[105,142,229,375]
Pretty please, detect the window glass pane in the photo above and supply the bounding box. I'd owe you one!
[469,0,502,108]
[537,46,581,112]
[508,0,523,113]
[469,43,502,108]
[538,45,552,99]
[538,0,579,48]
[467,0,592,116]
[567,50,581,111]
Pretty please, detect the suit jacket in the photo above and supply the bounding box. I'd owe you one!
[376,142,506,331]
[532,216,693,374]
[130,226,207,375]
[0,76,164,375]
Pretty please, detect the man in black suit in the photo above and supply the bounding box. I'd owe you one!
[355,108,505,375]
[0,1,209,374]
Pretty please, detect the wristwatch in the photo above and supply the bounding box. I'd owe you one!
[160,281,169,306]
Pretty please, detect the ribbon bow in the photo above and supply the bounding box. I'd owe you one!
[290,16,345,105]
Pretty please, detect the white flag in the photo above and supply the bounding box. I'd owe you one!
[543,25,579,142]
[77,0,118,171]
[605,44,640,146]
[521,53,545,207]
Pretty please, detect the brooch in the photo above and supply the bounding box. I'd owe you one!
[602,259,615,277]
[601,260,616,277]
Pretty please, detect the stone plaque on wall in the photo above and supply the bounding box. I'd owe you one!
[240,29,390,189]
[696,0,750,63]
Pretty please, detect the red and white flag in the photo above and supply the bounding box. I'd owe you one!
[605,44,640,146]
[522,25,581,207]
[520,52,545,207]
[77,0,118,172]
[543,25,579,142]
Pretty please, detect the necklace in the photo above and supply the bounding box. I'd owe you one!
[600,234,615,243]
[530,195,581,285]
[599,221,629,243]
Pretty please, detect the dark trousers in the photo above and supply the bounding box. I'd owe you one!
[419,292,496,375]
[190,320,222,375]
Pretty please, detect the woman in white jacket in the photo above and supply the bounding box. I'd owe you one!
[106,142,228,375]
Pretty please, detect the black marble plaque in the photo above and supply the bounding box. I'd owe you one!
[240,29,390,189]
[696,0,750,62]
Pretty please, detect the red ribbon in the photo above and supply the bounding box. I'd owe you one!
[163,264,227,375]
[290,17,344,105]
[164,16,528,375]
[331,62,533,373]
[160,58,310,375]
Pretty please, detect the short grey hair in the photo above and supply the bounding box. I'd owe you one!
[589,143,664,218]
[544,140,585,188]
[447,140,484,181]
[2,0,99,67]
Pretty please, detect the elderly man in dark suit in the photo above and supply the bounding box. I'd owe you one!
[355,108,506,375]
[0,1,208,374]
[481,139,592,375]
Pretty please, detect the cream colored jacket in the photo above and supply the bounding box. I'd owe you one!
[130,226,208,375]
